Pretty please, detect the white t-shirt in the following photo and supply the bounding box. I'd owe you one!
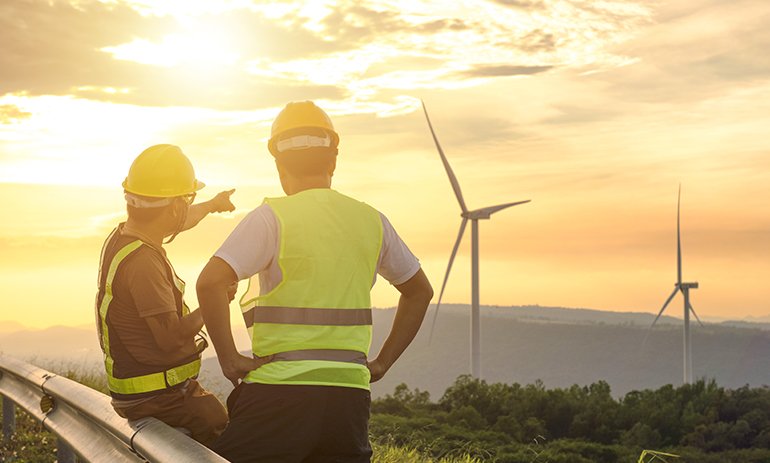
[215,199,421,297]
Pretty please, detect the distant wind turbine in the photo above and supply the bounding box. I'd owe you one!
[422,100,530,378]
[643,184,703,384]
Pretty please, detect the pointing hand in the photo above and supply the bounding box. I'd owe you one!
[210,189,236,213]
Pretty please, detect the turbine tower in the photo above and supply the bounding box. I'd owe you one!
[644,184,703,384]
[422,100,530,378]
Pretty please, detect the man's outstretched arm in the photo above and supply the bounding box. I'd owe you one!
[367,268,433,382]
[183,189,236,231]
[197,256,271,386]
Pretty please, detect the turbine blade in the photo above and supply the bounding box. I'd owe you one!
[421,100,468,213]
[471,200,531,218]
[677,184,682,286]
[642,286,679,346]
[428,217,469,346]
[688,302,703,327]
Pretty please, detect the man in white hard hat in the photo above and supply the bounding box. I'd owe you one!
[95,144,260,448]
[197,101,433,462]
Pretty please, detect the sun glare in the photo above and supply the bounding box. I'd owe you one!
[117,0,256,17]
[296,1,335,32]
[250,49,374,86]
[0,94,273,186]
[103,34,241,67]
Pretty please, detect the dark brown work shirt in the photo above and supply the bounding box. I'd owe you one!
[107,227,198,368]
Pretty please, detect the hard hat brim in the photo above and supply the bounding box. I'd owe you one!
[122,179,206,197]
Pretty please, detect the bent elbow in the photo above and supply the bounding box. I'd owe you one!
[415,278,434,306]
[195,273,216,296]
[424,283,435,303]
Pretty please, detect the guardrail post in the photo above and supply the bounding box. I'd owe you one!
[57,439,77,463]
[2,395,15,441]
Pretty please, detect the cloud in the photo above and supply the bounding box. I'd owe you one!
[693,40,770,82]
[0,1,347,109]
[0,104,31,124]
[0,235,101,270]
[318,6,465,46]
[0,0,178,95]
[1,0,652,112]
[496,29,558,54]
[459,64,554,78]
[71,71,348,111]
[486,0,547,12]
[540,104,621,125]
[597,0,770,104]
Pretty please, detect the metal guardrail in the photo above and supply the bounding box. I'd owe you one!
[0,355,229,463]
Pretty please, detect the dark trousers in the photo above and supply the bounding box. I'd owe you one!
[213,383,372,463]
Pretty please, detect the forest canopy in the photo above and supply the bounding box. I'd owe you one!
[370,376,770,463]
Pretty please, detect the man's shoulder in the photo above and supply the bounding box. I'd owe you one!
[328,190,382,214]
[117,243,168,276]
[237,202,278,228]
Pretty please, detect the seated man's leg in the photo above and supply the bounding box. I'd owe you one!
[176,379,229,447]
[115,379,227,448]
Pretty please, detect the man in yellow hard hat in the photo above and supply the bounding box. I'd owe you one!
[95,144,255,448]
[197,101,433,462]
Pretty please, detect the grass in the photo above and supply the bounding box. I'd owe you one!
[29,355,109,395]
[0,408,481,463]
[1,357,94,462]
[2,358,483,463]
[1,405,58,463]
[372,438,484,463]
[3,357,687,463]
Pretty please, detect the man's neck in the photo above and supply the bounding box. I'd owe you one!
[123,219,165,248]
[282,175,332,195]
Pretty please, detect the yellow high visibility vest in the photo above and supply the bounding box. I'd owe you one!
[240,189,383,390]
[96,226,202,398]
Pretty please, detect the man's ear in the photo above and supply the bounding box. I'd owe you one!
[328,150,337,177]
[275,159,286,180]
[170,197,183,218]
[275,159,292,195]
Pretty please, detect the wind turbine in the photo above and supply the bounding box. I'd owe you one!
[643,184,703,384]
[422,100,530,378]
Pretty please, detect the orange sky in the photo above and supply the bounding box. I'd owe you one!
[0,0,768,329]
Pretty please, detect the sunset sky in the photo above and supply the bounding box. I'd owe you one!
[0,0,768,330]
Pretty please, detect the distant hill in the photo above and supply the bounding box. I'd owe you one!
[429,303,770,330]
[368,304,770,400]
[0,320,31,333]
[4,305,770,402]
[0,325,103,369]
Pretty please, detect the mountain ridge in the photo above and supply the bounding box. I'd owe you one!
[3,304,770,401]
[3,303,769,332]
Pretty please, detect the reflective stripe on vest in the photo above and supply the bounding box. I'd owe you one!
[240,189,383,389]
[97,231,200,395]
[242,306,373,326]
[270,350,368,365]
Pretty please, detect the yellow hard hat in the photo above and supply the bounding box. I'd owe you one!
[122,144,205,197]
[268,101,339,156]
